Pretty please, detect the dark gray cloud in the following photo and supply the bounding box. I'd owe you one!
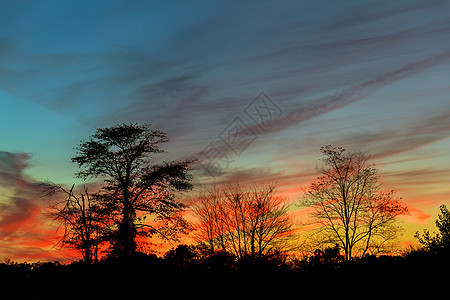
[1,0,450,184]
[349,113,450,159]
[0,151,66,260]
[246,50,450,136]
[190,49,450,174]
[0,151,32,186]
[0,151,49,239]
[2,0,449,133]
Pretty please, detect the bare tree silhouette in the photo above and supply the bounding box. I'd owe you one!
[300,145,408,260]
[46,184,106,263]
[192,182,295,261]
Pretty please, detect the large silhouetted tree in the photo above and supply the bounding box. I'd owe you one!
[300,145,408,260]
[71,123,195,258]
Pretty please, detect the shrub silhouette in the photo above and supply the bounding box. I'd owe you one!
[415,204,450,254]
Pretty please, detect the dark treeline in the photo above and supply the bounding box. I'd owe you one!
[2,249,445,298]
[1,238,450,276]
[1,203,449,296]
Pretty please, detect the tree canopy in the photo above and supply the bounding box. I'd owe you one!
[71,123,195,258]
[415,204,450,254]
[300,145,408,259]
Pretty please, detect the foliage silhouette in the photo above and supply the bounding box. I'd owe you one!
[415,204,450,254]
[164,244,199,270]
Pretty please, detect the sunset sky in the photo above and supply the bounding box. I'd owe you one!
[1,0,450,262]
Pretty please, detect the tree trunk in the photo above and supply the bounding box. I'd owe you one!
[119,188,136,258]
[84,243,92,264]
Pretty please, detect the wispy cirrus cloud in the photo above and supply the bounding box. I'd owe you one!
[2,0,449,133]
[245,50,450,137]
[190,50,450,173]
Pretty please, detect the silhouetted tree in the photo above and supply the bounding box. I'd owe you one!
[71,123,195,258]
[301,244,343,272]
[300,145,408,260]
[192,185,228,254]
[192,182,295,261]
[164,244,199,269]
[415,204,450,253]
[46,184,106,263]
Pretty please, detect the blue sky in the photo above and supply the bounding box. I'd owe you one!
[1,0,450,260]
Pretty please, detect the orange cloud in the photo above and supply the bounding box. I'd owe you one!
[400,205,431,225]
